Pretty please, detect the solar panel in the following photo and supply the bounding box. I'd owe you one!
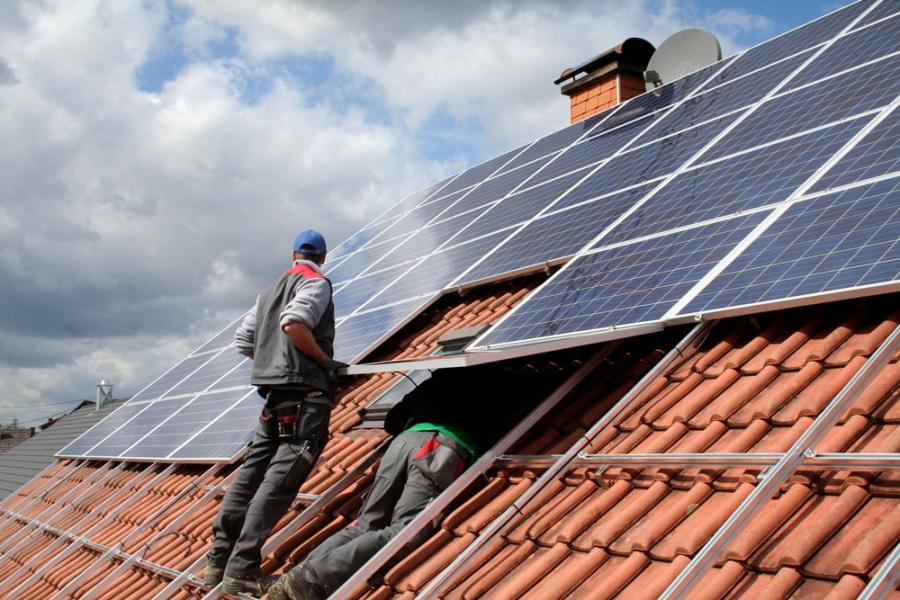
[681,177,900,316]
[811,105,900,191]
[705,58,899,161]
[473,212,769,348]
[61,0,897,463]
[603,116,872,246]
[458,183,657,287]
[84,397,193,458]
[790,13,900,87]
[123,388,255,460]
[334,297,431,362]
[161,349,248,398]
[169,391,264,461]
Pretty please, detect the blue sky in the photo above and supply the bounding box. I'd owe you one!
[0,0,866,426]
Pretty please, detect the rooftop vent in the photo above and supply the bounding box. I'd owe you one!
[96,379,113,411]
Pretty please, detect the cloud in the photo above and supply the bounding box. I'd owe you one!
[0,0,775,424]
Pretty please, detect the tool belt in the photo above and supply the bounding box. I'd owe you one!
[261,391,329,440]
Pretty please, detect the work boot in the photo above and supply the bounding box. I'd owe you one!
[267,568,326,600]
[222,574,278,597]
[203,563,224,587]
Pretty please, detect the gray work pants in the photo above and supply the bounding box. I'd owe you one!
[207,391,330,579]
[296,430,467,596]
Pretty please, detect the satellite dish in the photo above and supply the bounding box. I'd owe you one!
[645,28,722,91]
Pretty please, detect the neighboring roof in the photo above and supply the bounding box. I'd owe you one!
[0,399,125,501]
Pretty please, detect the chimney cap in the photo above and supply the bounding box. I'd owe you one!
[554,37,655,86]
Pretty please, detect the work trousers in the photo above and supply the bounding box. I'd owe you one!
[296,430,467,596]
[207,390,330,579]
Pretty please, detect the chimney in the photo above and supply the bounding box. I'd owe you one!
[555,38,655,124]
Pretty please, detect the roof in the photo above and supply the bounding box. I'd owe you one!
[0,399,125,501]
[0,284,896,598]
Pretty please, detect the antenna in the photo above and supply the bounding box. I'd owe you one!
[644,28,722,91]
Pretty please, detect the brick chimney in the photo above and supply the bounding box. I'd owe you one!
[555,38,655,124]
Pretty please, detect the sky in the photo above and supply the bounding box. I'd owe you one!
[0,0,845,427]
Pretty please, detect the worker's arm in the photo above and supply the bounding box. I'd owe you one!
[234,296,259,359]
[282,322,329,366]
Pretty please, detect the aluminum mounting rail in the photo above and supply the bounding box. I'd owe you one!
[330,342,622,599]
[659,323,899,599]
[50,462,227,600]
[414,322,710,599]
[74,464,238,600]
[858,538,900,600]
[5,463,180,600]
[497,452,900,470]
[0,461,121,556]
[0,459,86,527]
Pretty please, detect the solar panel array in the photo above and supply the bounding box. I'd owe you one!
[58,0,900,462]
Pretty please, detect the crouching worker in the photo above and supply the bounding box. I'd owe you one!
[268,367,529,600]
[203,230,346,598]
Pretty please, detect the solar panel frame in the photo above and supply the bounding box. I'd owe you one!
[471,211,770,349]
[122,388,256,461]
[811,104,900,191]
[84,397,194,459]
[169,389,263,462]
[678,176,900,319]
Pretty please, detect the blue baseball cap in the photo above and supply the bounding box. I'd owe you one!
[293,229,327,256]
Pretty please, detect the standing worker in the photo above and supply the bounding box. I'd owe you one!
[268,367,533,600]
[204,230,346,597]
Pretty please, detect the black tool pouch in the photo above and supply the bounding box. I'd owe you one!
[295,401,330,444]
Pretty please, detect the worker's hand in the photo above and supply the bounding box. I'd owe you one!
[323,358,349,383]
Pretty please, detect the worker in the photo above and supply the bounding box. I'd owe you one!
[204,230,346,598]
[268,365,533,600]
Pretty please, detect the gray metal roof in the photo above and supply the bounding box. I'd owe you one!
[0,399,125,501]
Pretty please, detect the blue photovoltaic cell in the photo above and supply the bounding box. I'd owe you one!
[374,209,490,272]
[708,56,900,161]
[476,212,768,347]
[812,107,900,191]
[459,184,655,286]
[855,0,899,27]
[375,230,512,307]
[86,397,192,457]
[526,113,661,187]
[605,117,872,245]
[552,114,734,212]
[498,109,616,173]
[162,349,247,398]
[375,197,459,241]
[439,156,555,220]
[334,297,430,362]
[328,217,400,262]
[56,402,148,457]
[170,393,265,461]
[333,262,414,316]
[436,145,527,197]
[710,0,872,85]
[684,177,900,314]
[128,352,218,403]
[454,171,587,244]
[327,236,411,284]
[790,13,900,88]
[638,53,808,145]
[123,389,253,460]
[207,357,252,391]
[368,177,452,227]
[191,313,245,355]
